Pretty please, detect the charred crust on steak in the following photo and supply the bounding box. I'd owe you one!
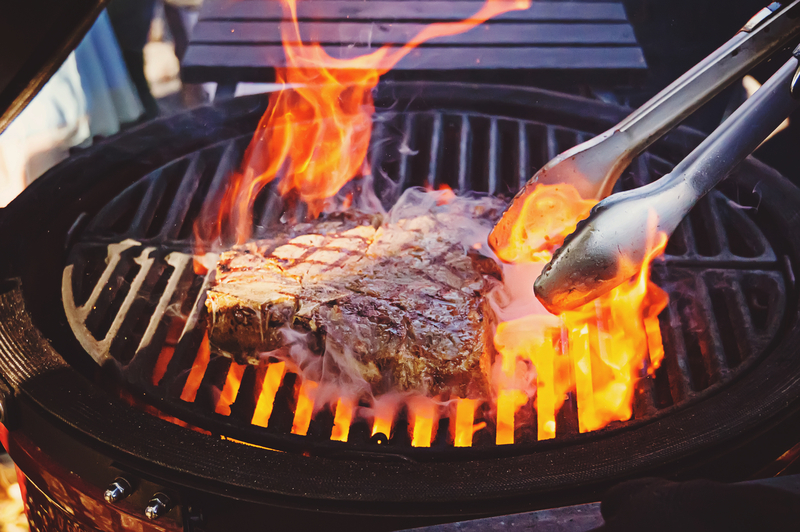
[205,208,500,396]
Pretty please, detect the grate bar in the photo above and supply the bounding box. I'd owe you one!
[179,256,218,343]
[131,253,192,364]
[397,113,415,190]
[518,120,528,190]
[457,114,470,193]
[129,169,172,236]
[428,113,442,187]
[488,118,499,195]
[63,241,156,364]
[691,275,727,383]
[200,140,244,225]
[160,152,204,241]
[660,296,694,403]
[545,126,559,160]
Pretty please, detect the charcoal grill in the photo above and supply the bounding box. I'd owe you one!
[2,82,800,531]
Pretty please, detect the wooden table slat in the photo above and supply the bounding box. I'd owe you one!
[191,21,637,46]
[183,44,646,71]
[198,1,628,23]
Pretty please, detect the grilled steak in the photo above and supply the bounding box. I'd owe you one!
[205,206,501,397]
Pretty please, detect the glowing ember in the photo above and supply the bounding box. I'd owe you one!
[252,362,287,427]
[292,379,318,436]
[215,362,246,416]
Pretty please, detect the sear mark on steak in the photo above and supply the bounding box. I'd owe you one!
[205,209,500,397]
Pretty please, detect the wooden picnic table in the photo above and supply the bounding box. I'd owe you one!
[182,0,646,96]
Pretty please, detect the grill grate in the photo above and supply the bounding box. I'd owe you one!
[62,108,787,456]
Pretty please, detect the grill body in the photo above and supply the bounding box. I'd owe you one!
[1,83,800,530]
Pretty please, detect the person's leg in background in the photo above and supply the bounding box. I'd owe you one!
[107,0,160,120]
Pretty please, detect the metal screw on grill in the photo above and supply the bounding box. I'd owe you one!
[145,492,173,520]
[103,478,132,503]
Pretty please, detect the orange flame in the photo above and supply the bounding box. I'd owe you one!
[194,0,531,252]
[409,396,438,448]
[215,362,247,416]
[453,399,485,447]
[331,397,355,442]
[495,389,528,445]
[492,184,596,262]
[152,317,185,386]
[291,379,318,436]
[180,332,211,403]
[185,0,667,446]
[252,362,287,427]
[492,184,669,437]
[370,395,400,439]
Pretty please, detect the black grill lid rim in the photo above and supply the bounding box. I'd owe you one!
[2,82,800,512]
[0,0,107,134]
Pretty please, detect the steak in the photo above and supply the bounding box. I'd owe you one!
[205,207,501,397]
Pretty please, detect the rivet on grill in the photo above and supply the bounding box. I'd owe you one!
[370,432,389,445]
[144,492,173,520]
[103,478,132,503]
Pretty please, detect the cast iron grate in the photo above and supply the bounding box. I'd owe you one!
[61,108,787,456]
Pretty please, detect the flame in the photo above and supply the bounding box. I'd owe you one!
[252,362,287,427]
[292,379,318,436]
[194,0,531,252]
[180,332,211,403]
[183,0,670,446]
[453,398,485,447]
[151,317,185,386]
[370,395,400,439]
[492,184,596,262]
[409,396,438,448]
[492,184,669,436]
[496,389,528,445]
[215,362,247,416]
[331,397,355,442]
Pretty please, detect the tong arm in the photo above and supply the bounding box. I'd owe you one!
[534,51,800,313]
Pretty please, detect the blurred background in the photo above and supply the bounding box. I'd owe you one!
[3,0,798,209]
[1,0,799,529]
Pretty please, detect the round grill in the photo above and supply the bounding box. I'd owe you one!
[62,105,787,457]
[2,83,800,527]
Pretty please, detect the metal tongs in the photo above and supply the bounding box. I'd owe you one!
[487,1,800,313]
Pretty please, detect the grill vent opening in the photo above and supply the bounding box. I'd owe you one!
[524,123,548,175]
[496,118,522,197]
[438,114,463,191]
[742,274,779,332]
[688,200,721,257]
[466,115,491,193]
[708,288,744,369]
